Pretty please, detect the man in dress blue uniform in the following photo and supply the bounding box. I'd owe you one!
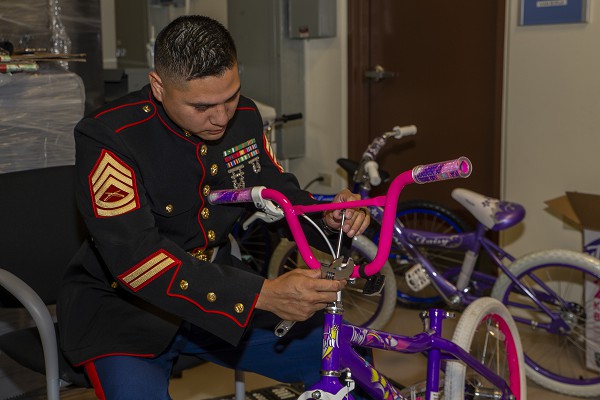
[57,15,369,399]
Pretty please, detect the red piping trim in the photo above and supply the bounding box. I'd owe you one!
[76,352,156,367]
[262,133,284,173]
[155,109,197,144]
[148,90,198,144]
[166,263,258,327]
[195,144,208,247]
[95,100,149,118]
[94,100,156,133]
[115,113,155,133]
[187,103,259,248]
[84,362,106,400]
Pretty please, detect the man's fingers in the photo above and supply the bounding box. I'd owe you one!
[342,207,370,237]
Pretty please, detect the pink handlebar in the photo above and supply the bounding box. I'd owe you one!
[208,157,472,278]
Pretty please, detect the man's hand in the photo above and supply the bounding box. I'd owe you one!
[323,189,370,237]
[255,268,345,321]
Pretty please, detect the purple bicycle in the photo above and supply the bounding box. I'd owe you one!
[209,158,526,400]
[271,126,600,396]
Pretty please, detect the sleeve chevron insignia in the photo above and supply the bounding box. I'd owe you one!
[118,250,180,291]
[89,150,140,217]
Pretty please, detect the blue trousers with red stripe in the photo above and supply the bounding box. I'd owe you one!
[84,314,324,400]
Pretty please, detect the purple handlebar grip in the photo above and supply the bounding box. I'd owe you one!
[208,188,255,204]
[412,156,472,184]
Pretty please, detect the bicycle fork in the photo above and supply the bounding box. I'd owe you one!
[298,267,358,400]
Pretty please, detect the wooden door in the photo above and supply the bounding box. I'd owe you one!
[348,0,505,216]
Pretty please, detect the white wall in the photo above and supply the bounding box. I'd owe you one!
[186,0,227,24]
[501,0,600,256]
[100,0,117,68]
[287,1,347,193]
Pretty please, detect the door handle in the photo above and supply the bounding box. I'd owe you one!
[364,65,396,82]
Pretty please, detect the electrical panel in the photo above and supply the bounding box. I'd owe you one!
[288,0,336,39]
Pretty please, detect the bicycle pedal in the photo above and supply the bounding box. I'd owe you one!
[362,274,385,295]
[405,263,431,292]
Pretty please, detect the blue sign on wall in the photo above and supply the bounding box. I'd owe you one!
[520,0,589,25]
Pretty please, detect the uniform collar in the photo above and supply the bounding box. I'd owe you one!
[143,85,203,144]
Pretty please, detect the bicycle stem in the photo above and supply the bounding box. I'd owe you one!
[275,215,348,338]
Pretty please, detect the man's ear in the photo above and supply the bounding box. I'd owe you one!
[149,71,164,102]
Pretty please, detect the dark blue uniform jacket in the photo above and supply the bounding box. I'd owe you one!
[57,86,318,366]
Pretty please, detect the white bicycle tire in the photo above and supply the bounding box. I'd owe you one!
[445,297,527,400]
[491,249,600,397]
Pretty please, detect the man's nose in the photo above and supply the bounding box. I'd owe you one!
[210,104,229,126]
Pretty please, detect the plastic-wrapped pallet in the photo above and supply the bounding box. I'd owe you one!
[0,0,103,114]
[0,66,84,174]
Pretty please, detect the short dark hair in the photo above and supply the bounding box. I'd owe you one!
[154,15,237,85]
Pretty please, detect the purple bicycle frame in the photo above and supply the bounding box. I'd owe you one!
[308,308,515,400]
[367,198,577,336]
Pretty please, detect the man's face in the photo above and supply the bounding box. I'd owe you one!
[149,66,241,141]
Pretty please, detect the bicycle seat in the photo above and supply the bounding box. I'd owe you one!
[451,188,525,231]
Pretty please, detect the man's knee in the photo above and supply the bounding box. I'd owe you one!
[86,356,172,400]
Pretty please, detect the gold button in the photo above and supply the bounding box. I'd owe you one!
[207,292,217,302]
[201,207,210,219]
[200,145,208,156]
[184,130,192,138]
[111,282,118,289]
[207,230,216,241]
[202,185,211,196]
[165,204,174,213]
[210,164,218,176]
[142,105,151,113]
[180,280,189,290]
[234,303,244,314]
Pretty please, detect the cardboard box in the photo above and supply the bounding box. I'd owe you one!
[545,192,600,258]
[545,192,600,371]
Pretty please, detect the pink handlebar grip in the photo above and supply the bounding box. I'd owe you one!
[412,156,472,184]
[208,188,256,204]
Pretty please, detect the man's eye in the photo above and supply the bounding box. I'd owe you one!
[194,105,209,111]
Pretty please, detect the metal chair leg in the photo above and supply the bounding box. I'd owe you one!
[235,369,246,400]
